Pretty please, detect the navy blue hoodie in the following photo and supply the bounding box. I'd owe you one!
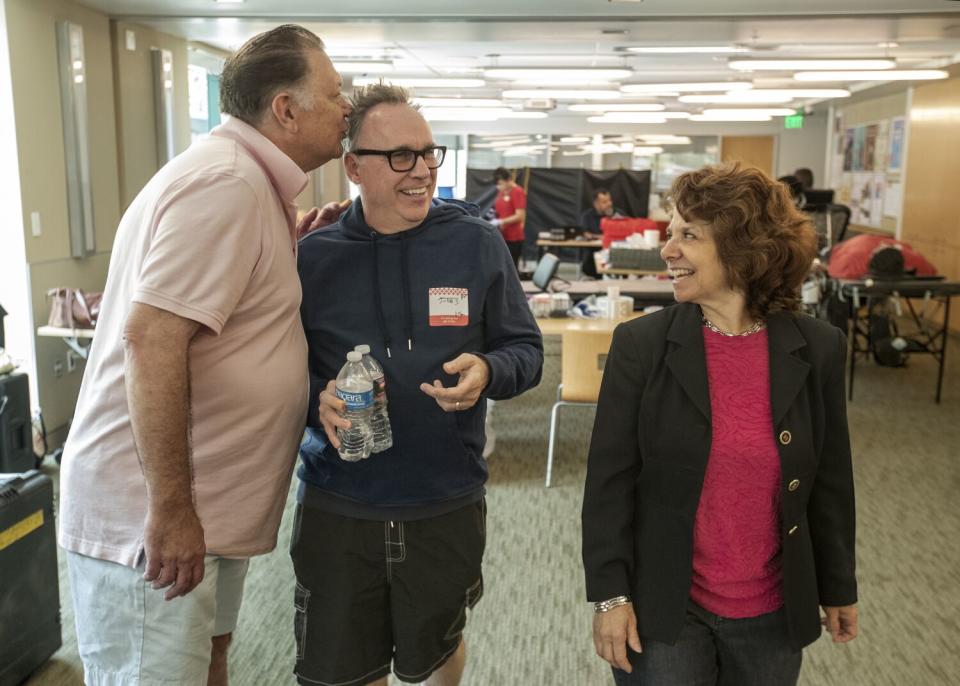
[297,198,544,519]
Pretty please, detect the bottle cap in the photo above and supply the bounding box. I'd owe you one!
[355,344,371,354]
[346,351,362,362]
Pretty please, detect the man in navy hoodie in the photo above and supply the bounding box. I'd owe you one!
[292,84,543,686]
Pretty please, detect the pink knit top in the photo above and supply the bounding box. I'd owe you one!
[689,325,784,619]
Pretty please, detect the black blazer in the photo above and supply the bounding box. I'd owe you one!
[581,303,857,650]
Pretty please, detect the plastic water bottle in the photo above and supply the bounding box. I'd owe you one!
[335,351,374,461]
[355,344,393,452]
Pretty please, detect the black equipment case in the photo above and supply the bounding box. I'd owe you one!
[0,372,33,473]
[0,470,62,685]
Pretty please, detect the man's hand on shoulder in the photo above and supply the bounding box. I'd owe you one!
[296,198,352,240]
[419,353,490,412]
[143,501,206,600]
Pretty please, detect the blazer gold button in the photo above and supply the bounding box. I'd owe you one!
[788,479,800,492]
[779,430,792,445]
[788,525,799,535]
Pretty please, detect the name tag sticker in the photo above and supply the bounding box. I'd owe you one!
[429,287,469,326]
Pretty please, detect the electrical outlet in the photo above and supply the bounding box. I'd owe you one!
[53,359,64,378]
[66,350,79,373]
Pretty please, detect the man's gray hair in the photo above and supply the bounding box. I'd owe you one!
[220,24,324,124]
[347,82,419,151]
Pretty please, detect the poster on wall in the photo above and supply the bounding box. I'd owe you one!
[889,117,905,171]
[862,124,878,172]
[852,127,866,171]
[875,119,889,173]
[847,173,883,228]
[842,128,855,172]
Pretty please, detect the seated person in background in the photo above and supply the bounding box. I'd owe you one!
[778,175,806,208]
[579,188,625,236]
[579,188,625,278]
[793,167,814,192]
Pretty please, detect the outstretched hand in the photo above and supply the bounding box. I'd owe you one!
[419,354,490,412]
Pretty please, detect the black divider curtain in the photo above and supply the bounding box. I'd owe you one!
[465,168,651,255]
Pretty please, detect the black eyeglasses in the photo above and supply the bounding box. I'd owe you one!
[351,145,447,172]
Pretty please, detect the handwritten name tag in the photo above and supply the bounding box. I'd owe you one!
[428,287,469,326]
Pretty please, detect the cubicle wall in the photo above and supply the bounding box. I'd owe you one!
[466,167,651,256]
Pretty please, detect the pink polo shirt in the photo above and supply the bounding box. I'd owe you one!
[58,117,309,566]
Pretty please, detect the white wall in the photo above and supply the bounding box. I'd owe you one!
[0,0,36,396]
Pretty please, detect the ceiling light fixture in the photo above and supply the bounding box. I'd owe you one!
[794,69,948,81]
[413,98,505,108]
[587,115,668,124]
[568,103,666,112]
[214,0,245,4]
[559,136,591,144]
[679,93,794,104]
[499,111,549,119]
[332,61,394,73]
[728,59,896,70]
[703,108,796,117]
[353,77,485,88]
[627,46,750,54]
[484,68,632,80]
[689,113,772,122]
[421,107,509,121]
[621,81,753,93]
[502,89,622,100]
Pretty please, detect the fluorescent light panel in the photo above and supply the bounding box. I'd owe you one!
[499,111,549,119]
[333,61,393,73]
[413,98,504,108]
[690,113,772,122]
[703,108,796,116]
[502,89,621,100]
[587,115,668,124]
[628,46,750,54]
[568,103,665,112]
[729,59,895,70]
[794,70,948,82]
[621,81,753,93]
[353,77,485,88]
[484,68,632,80]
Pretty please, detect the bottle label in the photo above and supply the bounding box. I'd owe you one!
[337,387,374,410]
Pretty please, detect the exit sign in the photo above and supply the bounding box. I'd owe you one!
[784,114,805,129]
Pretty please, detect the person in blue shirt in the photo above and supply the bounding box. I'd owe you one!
[292,83,543,686]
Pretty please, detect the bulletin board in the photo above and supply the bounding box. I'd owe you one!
[830,112,905,233]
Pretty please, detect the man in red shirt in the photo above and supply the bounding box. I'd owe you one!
[492,167,527,271]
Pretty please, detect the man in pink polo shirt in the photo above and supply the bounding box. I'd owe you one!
[57,25,351,686]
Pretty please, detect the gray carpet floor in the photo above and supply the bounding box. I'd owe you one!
[23,330,960,686]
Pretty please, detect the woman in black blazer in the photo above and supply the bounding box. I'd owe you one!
[582,163,857,686]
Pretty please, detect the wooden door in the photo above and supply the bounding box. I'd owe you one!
[721,136,775,177]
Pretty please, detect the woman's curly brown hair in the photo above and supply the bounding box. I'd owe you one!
[669,162,817,319]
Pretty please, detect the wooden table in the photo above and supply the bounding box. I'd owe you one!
[535,312,642,336]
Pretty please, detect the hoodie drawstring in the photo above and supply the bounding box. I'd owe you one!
[399,233,414,352]
[370,233,393,358]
